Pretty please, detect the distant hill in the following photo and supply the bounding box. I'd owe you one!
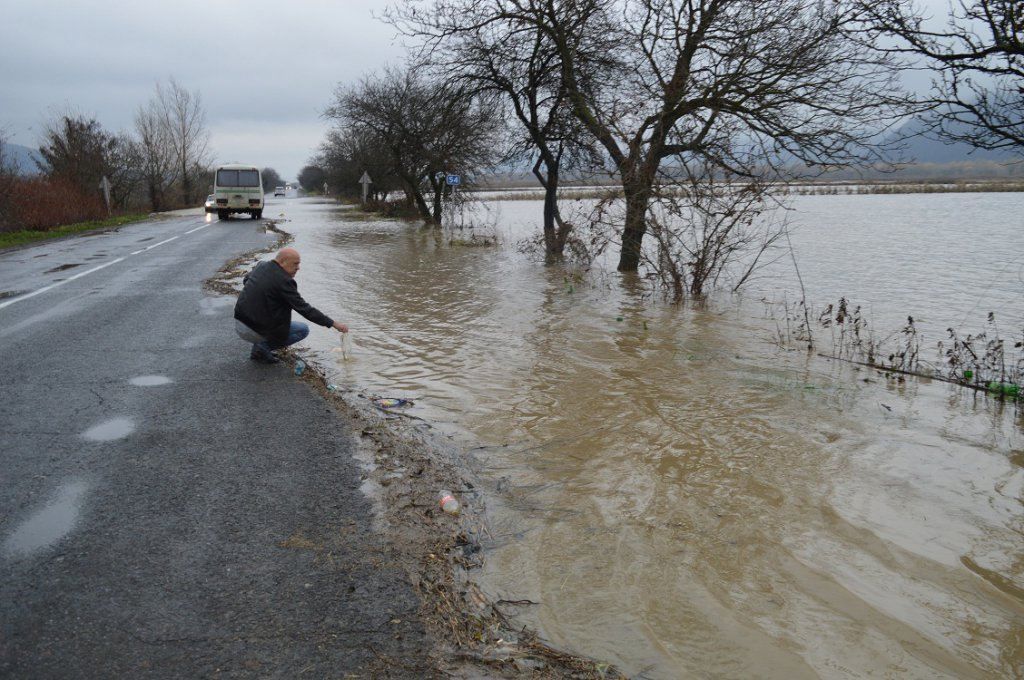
[890,115,1015,164]
[1,142,41,175]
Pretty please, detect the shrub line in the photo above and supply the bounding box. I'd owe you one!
[0,213,149,251]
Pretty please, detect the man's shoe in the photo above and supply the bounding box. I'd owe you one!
[249,350,281,364]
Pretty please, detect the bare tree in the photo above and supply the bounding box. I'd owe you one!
[325,67,502,224]
[134,97,177,211]
[105,132,143,209]
[396,0,912,271]
[156,78,211,206]
[861,0,1023,154]
[641,163,787,301]
[261,167,284,192]
[36,114,116,196]
[297,165,326,193]
[317,126,403,202]
[389,2,605,260]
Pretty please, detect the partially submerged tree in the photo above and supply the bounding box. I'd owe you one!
[861,0,1024,155]
[316,127,401,202]
[325,66,502,224]
[389,2,605,260]
[396,0,912,270]
[642,163,787,301]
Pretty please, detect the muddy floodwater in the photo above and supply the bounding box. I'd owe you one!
[273,194,1023,678]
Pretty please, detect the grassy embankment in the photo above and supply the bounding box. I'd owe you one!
[0,213,148,250]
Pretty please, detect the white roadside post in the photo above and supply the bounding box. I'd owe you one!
[98,176,112,215]
[359,171,372,204]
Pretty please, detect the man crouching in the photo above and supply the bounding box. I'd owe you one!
[234,247,348,364]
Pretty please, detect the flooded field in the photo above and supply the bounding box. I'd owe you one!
[273,194,1023,678]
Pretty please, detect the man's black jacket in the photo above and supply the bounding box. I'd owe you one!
[233,260,333,346]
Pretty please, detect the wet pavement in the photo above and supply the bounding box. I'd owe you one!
[0,207,433,677]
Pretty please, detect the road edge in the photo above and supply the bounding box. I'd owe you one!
[203,227,625,679]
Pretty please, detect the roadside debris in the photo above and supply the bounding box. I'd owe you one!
[371,396,413,409]
[438,490,461,515]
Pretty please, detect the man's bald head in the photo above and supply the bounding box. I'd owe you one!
[275,248,301,277]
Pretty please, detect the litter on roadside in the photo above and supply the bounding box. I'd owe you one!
[370,397,414,409]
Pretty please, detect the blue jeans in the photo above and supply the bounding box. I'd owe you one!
[255,321,309,355]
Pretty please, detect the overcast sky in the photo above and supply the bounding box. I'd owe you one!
[2,1,955,181]
[0,0,406,181]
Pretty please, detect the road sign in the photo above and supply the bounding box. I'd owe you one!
[446,174,461,186]
[359,171,372,202]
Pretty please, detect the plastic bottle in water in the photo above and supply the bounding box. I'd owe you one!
[438,490,460,515]
[341,332,353,359]
[294,359,305,376]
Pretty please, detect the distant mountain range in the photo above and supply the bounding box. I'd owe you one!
[4,115,1016,181]
[891,116,1014,164]
[1,142,41,174]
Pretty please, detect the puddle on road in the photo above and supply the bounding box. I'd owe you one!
[0,290,29,300]
[129,375,173,387]
[44,263,82,274]
[2,481,89,558]
[199,296,233,316]
[81,417,135,441]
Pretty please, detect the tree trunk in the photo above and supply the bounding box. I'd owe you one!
[147,179,161,212]
[533,159,564,262]
[181,160,191,206]
[431,180,444,225]
[619,180,652,272]
[412,188,432,222]
[543,181,559,260]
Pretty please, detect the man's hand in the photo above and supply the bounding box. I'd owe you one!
[333,321,349,334]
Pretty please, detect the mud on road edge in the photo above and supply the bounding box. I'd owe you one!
[205,225,625,679]
[201,219,292,296]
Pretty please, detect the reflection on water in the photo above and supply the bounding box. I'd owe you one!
[283,197,1023,678]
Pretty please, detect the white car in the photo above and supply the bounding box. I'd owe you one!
[274,186,285,197]
[204,194,215,213]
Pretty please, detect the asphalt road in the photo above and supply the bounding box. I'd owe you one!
[0,210,432,678]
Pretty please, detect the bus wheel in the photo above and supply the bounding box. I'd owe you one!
[254,210,262,219]
[218,210,229,220]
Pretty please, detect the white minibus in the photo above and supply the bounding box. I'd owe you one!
[212,165,264,220]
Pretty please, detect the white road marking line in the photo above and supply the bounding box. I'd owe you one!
[2,220,211,311]
[143,235,179,250]
[0,258,126,310]
[130,234,182,256]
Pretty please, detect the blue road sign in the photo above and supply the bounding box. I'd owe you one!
[446,174,461,186]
